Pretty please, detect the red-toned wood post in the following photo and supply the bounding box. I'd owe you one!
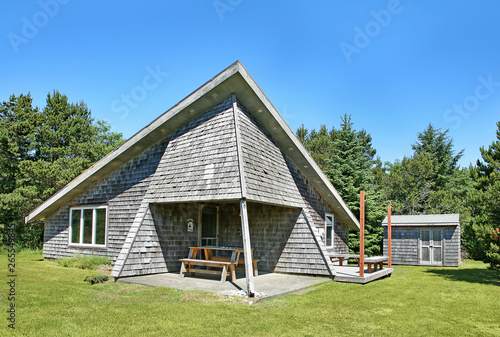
[388,205,392,268]
[359,191,365,277]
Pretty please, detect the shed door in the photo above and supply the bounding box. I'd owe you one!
[420,229,442,265]
[200,206,218,246]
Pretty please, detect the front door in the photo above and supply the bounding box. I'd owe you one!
[200,206,218,246]
[420,229,443,265]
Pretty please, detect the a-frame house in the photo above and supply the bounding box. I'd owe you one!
[26,61,359,292]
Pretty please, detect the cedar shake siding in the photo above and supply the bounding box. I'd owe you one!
[42,97,350,276]
[383,227,419,266]
[442,225,461,267]
[382,214,460,267]
[113,99,349,277]
[42,139,168,261]
[145,98,242,203]
[284,153,349,255]
[117,202,332,277]
[33,62,359,279]
[237,104,304,208]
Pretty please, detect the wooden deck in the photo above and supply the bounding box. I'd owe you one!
[333,266,393,284]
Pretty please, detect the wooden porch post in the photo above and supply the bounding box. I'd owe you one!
[232,94,255,296]
[240,199,255,297]
[388,205,392,268]
[359,191,365,277]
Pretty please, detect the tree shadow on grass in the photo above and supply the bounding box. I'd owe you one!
[425,268,500,286]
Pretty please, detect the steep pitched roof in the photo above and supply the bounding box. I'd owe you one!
[382,214,460,226]
[25,61,360,230]
[143,99,242,203]
[143,98,305,208]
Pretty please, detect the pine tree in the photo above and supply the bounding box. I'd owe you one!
[0,94,40,246]
[412,123,463,189]
[383,153,435,214]
[382,124,467,216]
[296,115,385,255]
[0,91,124,248]
[296,124,337,172]
[470,121,500,269]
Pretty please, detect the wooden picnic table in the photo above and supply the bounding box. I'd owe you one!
[328,253,389,273]
[179,246,259,283]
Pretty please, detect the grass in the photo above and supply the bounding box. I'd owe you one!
[56,254,111,269]
[0,252,499,336]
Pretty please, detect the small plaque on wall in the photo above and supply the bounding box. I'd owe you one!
[187,218,194,232]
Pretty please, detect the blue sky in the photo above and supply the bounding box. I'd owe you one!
[1,1,499,167]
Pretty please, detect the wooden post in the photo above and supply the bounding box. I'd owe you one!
[240,199,255,297]
[359,191,365,277]
[232,94,255,296]
[388,205,392,268]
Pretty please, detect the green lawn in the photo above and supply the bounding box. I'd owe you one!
[1,251,499,336]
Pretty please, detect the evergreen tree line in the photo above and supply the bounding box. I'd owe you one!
[0,91,124,249]
[297,115,500,271]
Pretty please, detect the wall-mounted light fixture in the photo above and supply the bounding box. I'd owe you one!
[187,218,194,232]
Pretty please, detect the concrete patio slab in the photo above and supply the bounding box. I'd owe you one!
[117,271,331,300]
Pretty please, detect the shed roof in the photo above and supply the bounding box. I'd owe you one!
[382,214,460,227]
[25,61,360,230]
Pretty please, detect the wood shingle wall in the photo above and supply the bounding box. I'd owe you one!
[43,95,351,277]
[113,201,331,277]
[443,225,460,267]
[113,202,167,277]
[237,104,303,208]
[145,98,241,203]
[284,154,349,253]
[43,139,168,261]
[150,203,200,272]
[274,211,331,276]
[383,227,419,265]
[383,225,461,267]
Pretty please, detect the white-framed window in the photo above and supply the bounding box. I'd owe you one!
[325,213,334,248]
[69,205,108,247]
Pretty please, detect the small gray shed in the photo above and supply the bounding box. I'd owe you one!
[382,214,460,267]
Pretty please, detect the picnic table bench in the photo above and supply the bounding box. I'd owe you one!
[210,255,259,276]
[364,256,389,273]
[327,253,360,266]
[179,258,238,282]
[179,246,259,283]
